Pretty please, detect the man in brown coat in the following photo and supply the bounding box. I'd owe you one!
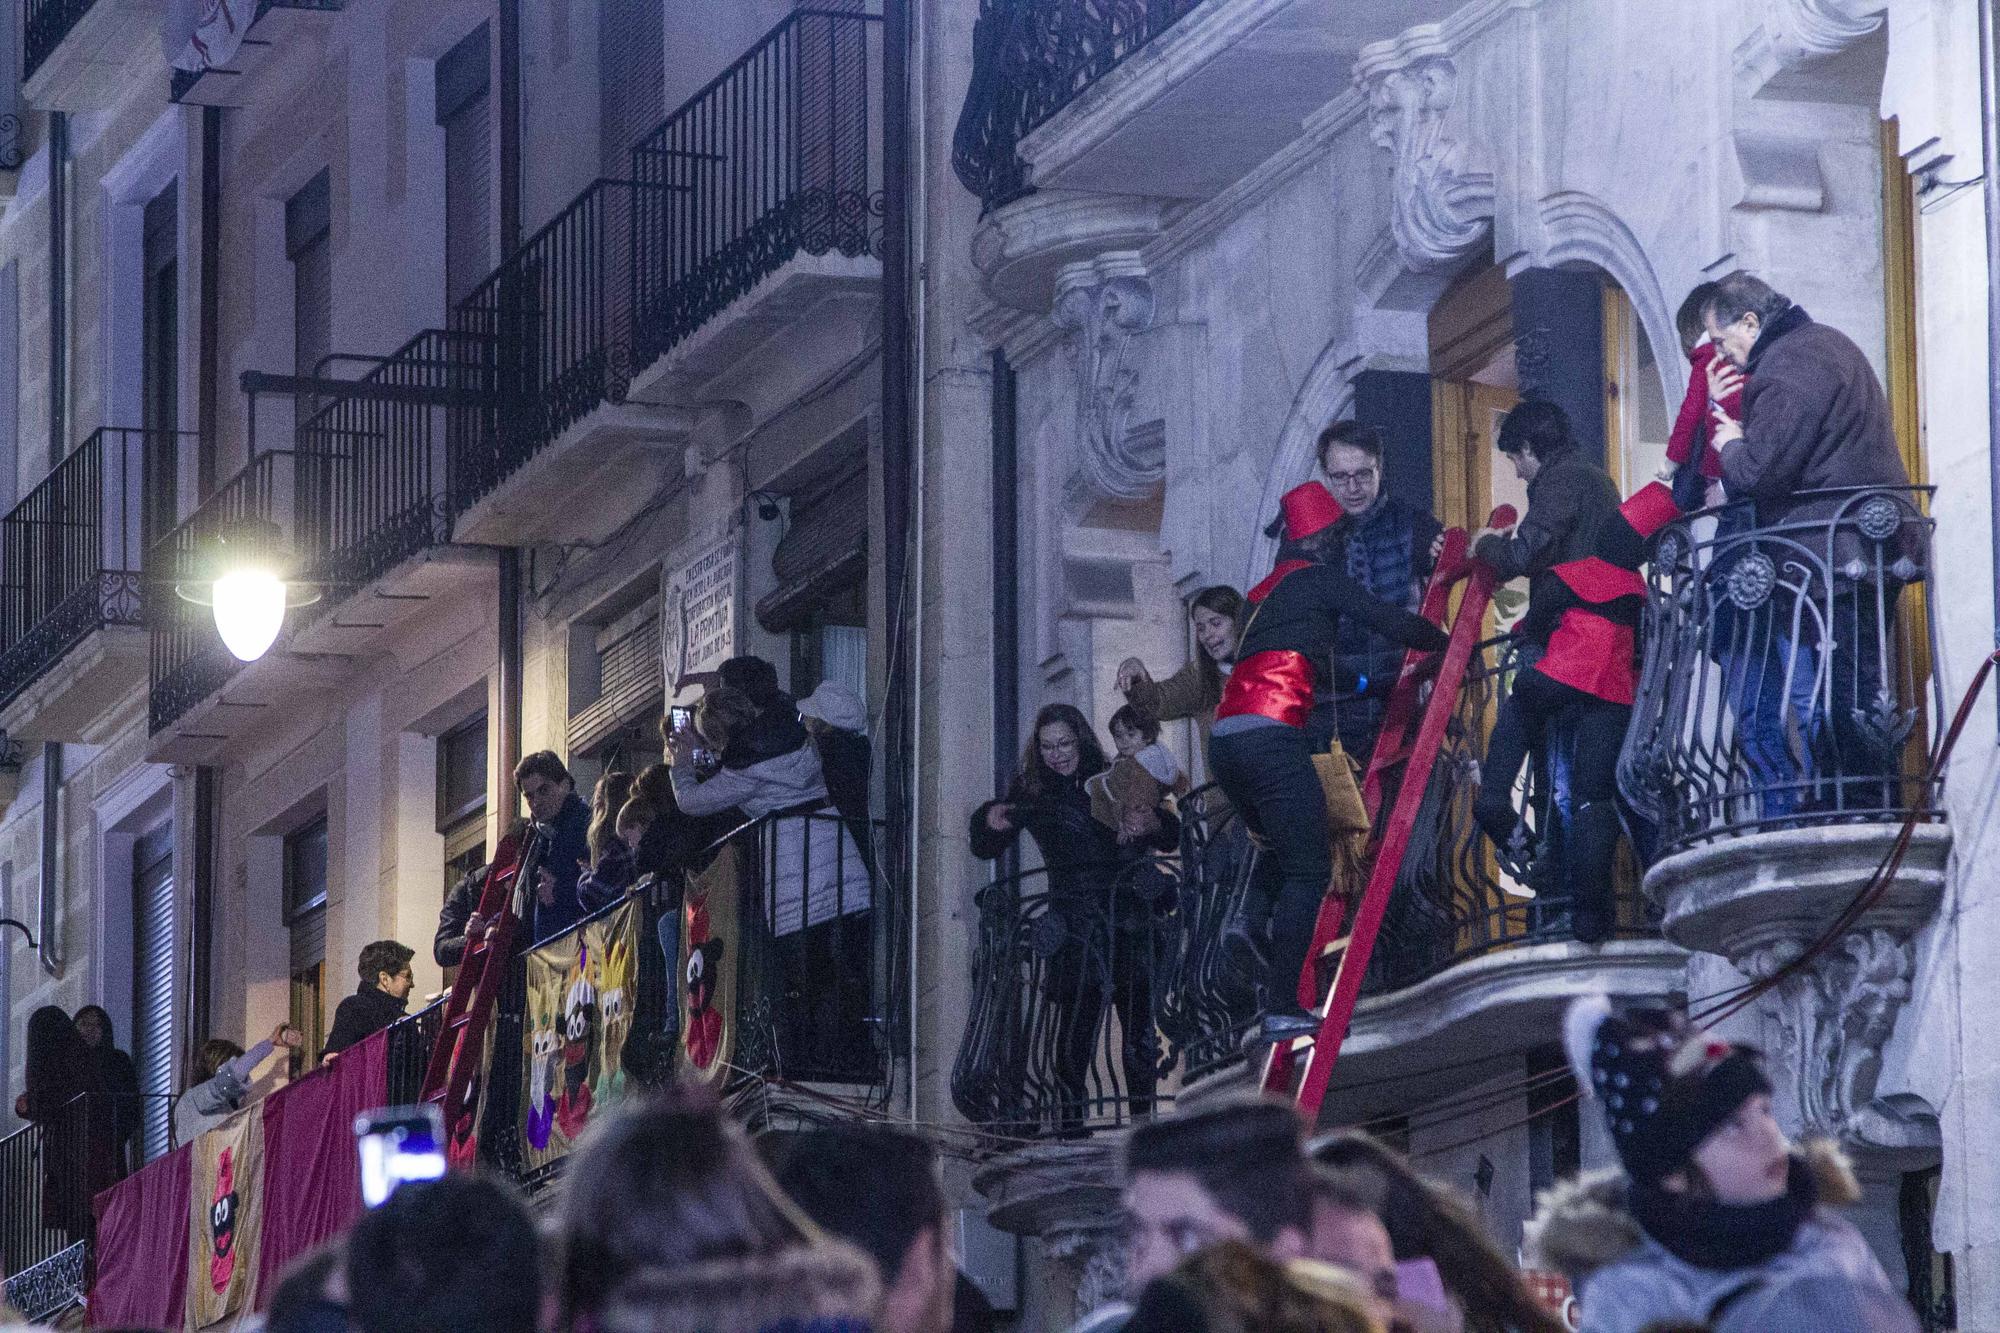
[1704,270,1914,811]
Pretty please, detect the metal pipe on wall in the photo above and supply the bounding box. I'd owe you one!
[497,548,523,830]
[197,107,222,499]
[1981,0,2000,671]
[47,111,66,470]
[990,348,1018,809]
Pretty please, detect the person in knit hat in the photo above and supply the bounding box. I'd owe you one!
[1524,997,1918,1333]
[1207,481,1450,1044]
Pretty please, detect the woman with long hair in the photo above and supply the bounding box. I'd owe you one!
[557,1083,877,1331]
[74,1004,141,1175]
[970,702,1180,1126]
[1115,584,1246,758]
[1313,1131,1568,1333]
[17,1006,116,1238]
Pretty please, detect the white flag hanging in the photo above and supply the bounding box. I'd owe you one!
[166,0,257,75]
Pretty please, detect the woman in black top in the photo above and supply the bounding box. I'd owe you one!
[1210,482,1450,1044]
[971,703,1180,1126]
[17,1006,118,1238]
[75,1004,141,1176]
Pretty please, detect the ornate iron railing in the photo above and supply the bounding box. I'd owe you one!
[952,0,1204,212]
[0,1092,131,1321]
[0,427,183,712]
[24,0,93,82]
[168,0,346,102]
[1618,486,1941,857]
[629,8,883,369]
[951,855,1179,1135]
[446,178,639,517]
[1154,784,1259,1082]
[147,451,298,733]
[384,997,448,1106]
[295,328,483,593]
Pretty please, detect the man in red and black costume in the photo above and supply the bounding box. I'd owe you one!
[1209,481,1450,1044]
[1473,478,1680,942]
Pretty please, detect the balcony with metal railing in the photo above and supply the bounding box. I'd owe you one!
[448,7,883,547]
[1,1091,137,1323]
[22,0,155,109]
[0,426,187,741]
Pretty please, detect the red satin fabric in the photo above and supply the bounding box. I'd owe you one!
[1552,556,1646,604]
[1217,650,1315,727]
[1537,611,1638,705]
[1247,559,1312,604]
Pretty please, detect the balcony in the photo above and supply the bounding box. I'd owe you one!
[22,0,157,111]
[1,1091,131,1322]
[448,7,883,547]
[170,0,344,106]
[951,0,1463,215]
[0,427,186,742]
[1619,487,1947,1147]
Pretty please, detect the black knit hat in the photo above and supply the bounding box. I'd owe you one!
[1564,997,1772,1187]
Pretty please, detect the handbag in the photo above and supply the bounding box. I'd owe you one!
[1313,742,1370,836]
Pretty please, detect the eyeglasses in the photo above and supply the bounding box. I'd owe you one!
[1325,467,1378,487]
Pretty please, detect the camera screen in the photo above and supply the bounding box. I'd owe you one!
[355,1104,447,1207]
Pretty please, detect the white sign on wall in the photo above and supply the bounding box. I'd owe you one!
[660,532,739,704]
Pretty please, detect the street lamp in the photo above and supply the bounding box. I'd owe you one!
[174,519,321,663]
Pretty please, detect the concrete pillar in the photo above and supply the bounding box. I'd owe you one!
[1352,368,1435,519]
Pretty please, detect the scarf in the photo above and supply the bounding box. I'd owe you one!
[1628,1154,1818,1271]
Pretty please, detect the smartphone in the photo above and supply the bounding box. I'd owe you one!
[668,704,693,736]
[355,1103,446,1207]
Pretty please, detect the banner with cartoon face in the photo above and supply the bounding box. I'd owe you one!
[187,1105,264,1329]
[519,897,640,1172]
[679,839,744,1083]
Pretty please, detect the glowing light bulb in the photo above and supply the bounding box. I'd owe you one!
[211,568,286,662]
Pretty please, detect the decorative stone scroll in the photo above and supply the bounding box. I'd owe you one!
[1052,253,1160,502]
[1763,0,1886,69]
[1356,54,1492,272]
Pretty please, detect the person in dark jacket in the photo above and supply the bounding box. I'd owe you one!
[17,1005,117,1239]
[517,749,593,944]
[434,861,488,969]
[1317,421,1444,765]
[1210,482,1450,1044]
[1704,271,1914,811]
[971,703,1180,1124]
[322,939,414,1060]
[74,1004,141,1176]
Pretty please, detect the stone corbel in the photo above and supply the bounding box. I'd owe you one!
[1353,50,1493,273]
[1052,254,1161,504]
[1762,0,1887,70]
[1646,824,1949,1153]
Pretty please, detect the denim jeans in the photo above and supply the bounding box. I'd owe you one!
[1208,722,1330,1011]
[657,910,680,1036]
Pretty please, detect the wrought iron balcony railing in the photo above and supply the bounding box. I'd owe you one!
[23,0,94,83]
[951,857,1178,1136]
[952,0,1204,212]
[147,450,297,733]
[295,328,485,592]
[0,426,184,713]
[1,1091,143,1322]
[1618,486,1941,858]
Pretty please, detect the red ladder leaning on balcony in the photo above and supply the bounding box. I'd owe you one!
[1261,506,1514,1121]
[418,823,537,1165]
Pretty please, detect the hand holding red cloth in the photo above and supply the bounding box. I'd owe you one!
[1665,339,1744,482]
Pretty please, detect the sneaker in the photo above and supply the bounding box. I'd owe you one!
[1250,1009,1320,1046]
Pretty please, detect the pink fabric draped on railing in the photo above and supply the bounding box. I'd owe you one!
[89,1027,389,1328]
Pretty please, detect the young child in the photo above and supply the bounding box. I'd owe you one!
[1088,705,1187,833]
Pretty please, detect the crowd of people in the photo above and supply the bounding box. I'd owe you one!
[977,270,1917,1066]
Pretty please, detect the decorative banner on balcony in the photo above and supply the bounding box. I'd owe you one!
[660,530,738,705]
[518,898,640,1173]
[164,0,257,77]
[680,840,744,1085]
[186,1107,266,1329]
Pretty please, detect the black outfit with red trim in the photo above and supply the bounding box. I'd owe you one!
[1209,559,1448,1017]
[1475,483,1675,941]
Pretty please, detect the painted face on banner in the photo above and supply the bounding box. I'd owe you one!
[209,1147,240,1293]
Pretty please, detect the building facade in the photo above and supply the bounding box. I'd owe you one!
[0,0,1994,1328]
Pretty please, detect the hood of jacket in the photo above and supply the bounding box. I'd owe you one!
[592,1239,879,1333]
[1525,1138,1862,1284]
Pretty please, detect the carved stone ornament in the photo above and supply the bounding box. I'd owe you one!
[1358,55,1492,272]
[1763,0,1886,69]
[1052,254,1160,503]
[1735,929,1915,1144]
[1045,1220,1128,1322]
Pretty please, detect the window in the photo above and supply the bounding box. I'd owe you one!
[286,171,332,423]
[284,814,328,1068]
[131,824,175,1161]
[599,0,664,177]
[437,24,492,311]
[437,714,488,897]
[141,183,179,545]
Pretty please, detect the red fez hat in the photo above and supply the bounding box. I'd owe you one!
[1281,482,1344,543]
[1619,481,1680,540]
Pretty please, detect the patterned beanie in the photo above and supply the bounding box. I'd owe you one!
[1564,996,1772,1187]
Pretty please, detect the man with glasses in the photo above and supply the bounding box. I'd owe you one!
[1315,421,1444,763]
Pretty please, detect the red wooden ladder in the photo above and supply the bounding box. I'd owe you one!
[1260,506,1514,1121]
[418,826,531,1165]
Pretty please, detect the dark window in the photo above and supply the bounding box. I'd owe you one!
[289,908,325,1074]
[131,823,175,1161]
[437,713,488,897]
[286,171,332,422]
[600,0,664,178]
[437,24,492,311]
[283,814,328,923]
[141,183,180,545]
